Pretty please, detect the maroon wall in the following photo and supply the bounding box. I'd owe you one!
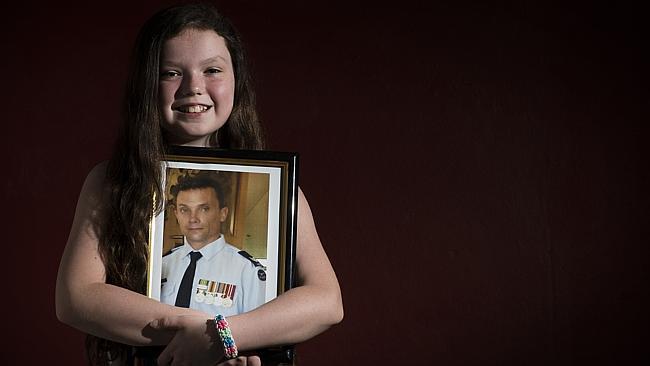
[2,1,646,365]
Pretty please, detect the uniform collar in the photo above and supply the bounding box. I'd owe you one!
[181,235,227,260]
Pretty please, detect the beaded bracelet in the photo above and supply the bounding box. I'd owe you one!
[214,314,238,359]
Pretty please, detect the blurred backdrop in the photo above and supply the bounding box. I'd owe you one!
[1,1,647,364]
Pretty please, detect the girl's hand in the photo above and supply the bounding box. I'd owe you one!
[217,356,262,366]
[151,315,224,365]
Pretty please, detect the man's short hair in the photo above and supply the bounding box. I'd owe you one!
[170,172,227,208]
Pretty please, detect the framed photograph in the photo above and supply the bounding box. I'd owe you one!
[146,146,298,364]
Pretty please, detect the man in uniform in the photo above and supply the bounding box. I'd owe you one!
[160,173,266,316]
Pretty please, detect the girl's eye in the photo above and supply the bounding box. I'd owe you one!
[206,68,222,74]
[160,70,181,78]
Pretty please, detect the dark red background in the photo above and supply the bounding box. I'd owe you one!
[2,1,647,365]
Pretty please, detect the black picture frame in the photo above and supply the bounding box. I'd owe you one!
[146,146,298,364]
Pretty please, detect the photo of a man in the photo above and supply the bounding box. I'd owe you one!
[160,172,266,316]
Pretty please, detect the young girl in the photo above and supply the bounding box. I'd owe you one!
[55,3,343,365]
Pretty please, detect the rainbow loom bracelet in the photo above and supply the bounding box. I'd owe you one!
[214,314,238,359]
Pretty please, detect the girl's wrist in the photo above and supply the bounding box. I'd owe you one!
[214,314,238,359]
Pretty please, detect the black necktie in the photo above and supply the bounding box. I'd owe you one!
[175,251,202,308]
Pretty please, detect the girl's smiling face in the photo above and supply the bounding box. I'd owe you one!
[159,28,235,146]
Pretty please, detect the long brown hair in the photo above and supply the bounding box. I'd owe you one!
[88,3,265,364]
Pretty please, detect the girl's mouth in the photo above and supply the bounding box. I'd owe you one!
[174,105,212,113]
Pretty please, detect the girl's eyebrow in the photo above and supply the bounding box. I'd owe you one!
[200,56,229,66]
[160,56,230,68]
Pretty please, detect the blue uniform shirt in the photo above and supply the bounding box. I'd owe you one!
[161,235,266,316]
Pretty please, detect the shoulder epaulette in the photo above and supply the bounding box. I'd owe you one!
[163,245,183,257]
[238,250,266,269]
[239,250,267,281]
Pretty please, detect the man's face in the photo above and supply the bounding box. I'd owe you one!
[174,187,228,249]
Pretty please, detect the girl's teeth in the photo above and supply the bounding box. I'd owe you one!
[180,105,207,113]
